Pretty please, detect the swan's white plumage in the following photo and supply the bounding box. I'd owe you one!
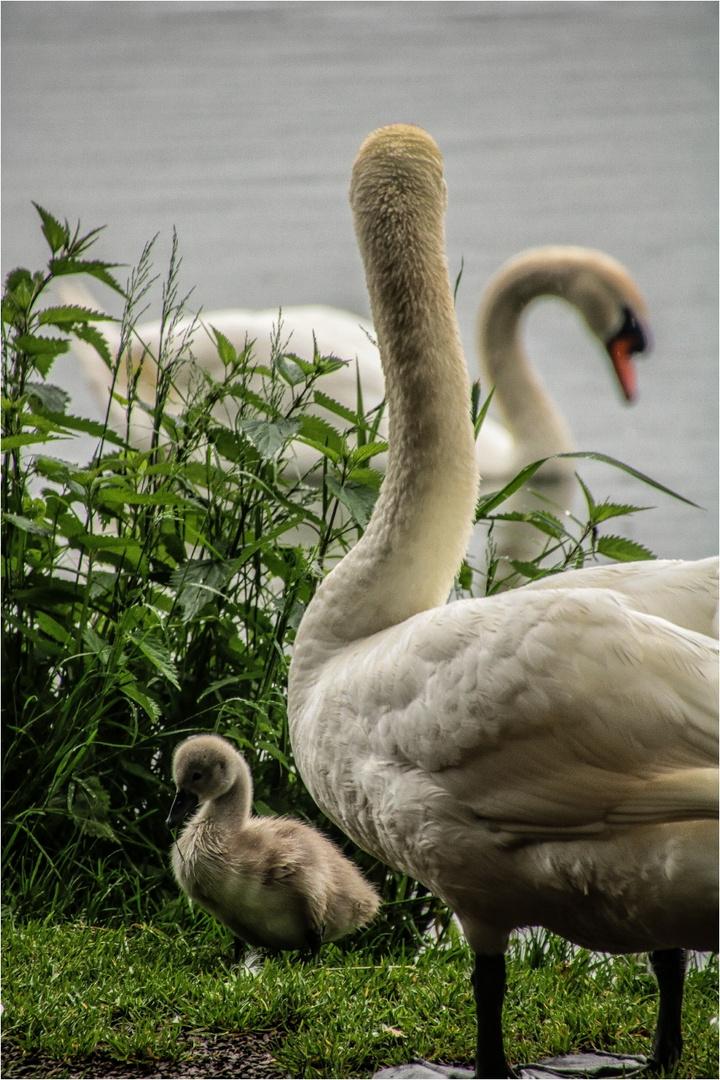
[287,124,718,989]
[56,245,647,490]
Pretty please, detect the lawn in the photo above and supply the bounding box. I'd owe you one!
[2,920,717,1078]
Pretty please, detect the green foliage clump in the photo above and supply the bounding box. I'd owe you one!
[2,207,687,942]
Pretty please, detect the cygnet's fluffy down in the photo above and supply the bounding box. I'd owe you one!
[167,734,380,953]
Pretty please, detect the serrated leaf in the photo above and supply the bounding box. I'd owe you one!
[33,203,69,254]
[130,632,181,689]
[50,257,126,297]
[82,624,111,663]
[2,512,52,537]
[121,681,161,721]
[26,411,125,445]
[508,559,555,581]
[312,388,359,425]
[298,414,343,451]
[14,332,70,365]
[591,501,651,524]
[1,432,64,451]
[349,441,388,467]
[238,416,301,460]
[209,326,238,367]
[325,475,378,529]
[596,535,655,562]
[274,352,306,385]
[26,382,71,414]
[170,559,235,620]
[71,323,114,369]
[255,741,291,771]
[38,304,115,326]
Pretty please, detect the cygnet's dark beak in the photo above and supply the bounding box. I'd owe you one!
[166,789,198,830]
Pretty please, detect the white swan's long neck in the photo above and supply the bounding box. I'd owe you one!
[294,127,479,657]
[477,259,581,464]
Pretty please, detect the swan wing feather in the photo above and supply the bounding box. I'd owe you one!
[323,587,717,842]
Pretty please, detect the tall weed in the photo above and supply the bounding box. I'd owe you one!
[2,207,687,942]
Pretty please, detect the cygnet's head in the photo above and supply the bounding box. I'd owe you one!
[167,734,250,829]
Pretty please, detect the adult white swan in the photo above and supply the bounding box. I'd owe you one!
[287,125,718,1078]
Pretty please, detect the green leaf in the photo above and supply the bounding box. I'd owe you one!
[2,512,52,537]
[26,382,71,414]
[130,632,181,690]
[1,432,65,451]
[71,323,114,369]
[561,452,700,508]
[13,333,70,377]
[274,352,307,386]
[121,680,161,721]
[472,384,496,439]
[38,304,115,326]
[33,203,69,254]
[349,442,388,468]
[255,740,291,771]
[209,326,238,367]
[298,414,344,452]
[325,475,378,529]
[312,388,359,425]
[82,624,111,663]
[475,459,548,518]
[238,416,302,460]
[596,535,655,561]
[508,559,555,581]
[170,559,235,620]
[49,257,126,297]
[27,411,125,445]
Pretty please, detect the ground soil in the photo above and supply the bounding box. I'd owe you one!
[1,1031,291,1079]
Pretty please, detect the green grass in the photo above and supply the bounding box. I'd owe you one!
[3,920,718,1078]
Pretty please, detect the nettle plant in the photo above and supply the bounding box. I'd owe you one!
[1,207,689,941]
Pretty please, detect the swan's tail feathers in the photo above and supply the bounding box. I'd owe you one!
[606,768,719,826]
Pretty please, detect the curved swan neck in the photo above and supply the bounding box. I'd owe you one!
[295,126,479,653]
[477,253,594,461]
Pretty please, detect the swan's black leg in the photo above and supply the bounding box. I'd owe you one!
[648,948,686,1071]
[233,936,245,964]
[472,953,516,1079]
[306,924,323,958]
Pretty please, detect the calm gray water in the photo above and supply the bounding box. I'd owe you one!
[3,1,717,559]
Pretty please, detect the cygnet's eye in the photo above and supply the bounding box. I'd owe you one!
[192,771,202,782]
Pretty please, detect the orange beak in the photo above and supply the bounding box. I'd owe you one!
[606,307,649,403]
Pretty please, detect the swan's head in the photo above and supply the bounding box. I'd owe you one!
[554,248,651,402]
[480,246,651,404]
[167,734,251,828]
[349,125,448,288]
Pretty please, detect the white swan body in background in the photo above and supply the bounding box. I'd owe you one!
[56,245,648,496]
[287,125,718,1078]
[167,734,379,954]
